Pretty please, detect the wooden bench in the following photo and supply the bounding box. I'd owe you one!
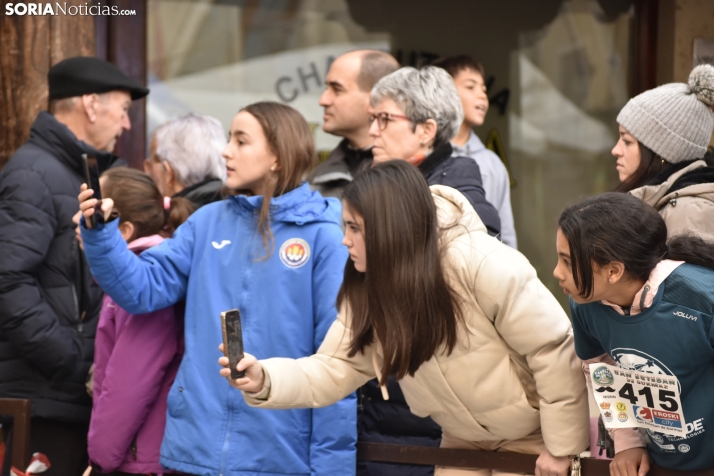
[0,399,31,474]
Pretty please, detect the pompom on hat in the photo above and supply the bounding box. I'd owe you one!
[616,64,714,163]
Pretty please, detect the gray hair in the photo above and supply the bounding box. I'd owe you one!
[370,66,464,148]
[154,113,227,187]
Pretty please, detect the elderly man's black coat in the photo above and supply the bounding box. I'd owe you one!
[0,112,118,423]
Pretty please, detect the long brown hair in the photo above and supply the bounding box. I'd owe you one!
[236,102,317,255]
[615,142,668,192]
[101,168,195,241]
[339,160,463,385]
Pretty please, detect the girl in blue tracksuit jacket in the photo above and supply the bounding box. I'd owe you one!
[79,102,356,476]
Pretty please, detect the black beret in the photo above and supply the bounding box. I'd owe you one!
[48,56,149,101]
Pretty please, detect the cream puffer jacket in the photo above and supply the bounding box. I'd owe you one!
[244,185,590,457]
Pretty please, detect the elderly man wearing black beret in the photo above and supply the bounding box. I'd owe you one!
[0,56,148,475]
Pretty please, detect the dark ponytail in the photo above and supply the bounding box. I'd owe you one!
[101,168,196,241]
[666,234,714,270]
[164,196,194,236]
[559,192,714,299]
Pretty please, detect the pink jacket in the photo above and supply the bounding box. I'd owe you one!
[88,235,184,474]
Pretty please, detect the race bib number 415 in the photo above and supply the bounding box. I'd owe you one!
[589,363,686,437]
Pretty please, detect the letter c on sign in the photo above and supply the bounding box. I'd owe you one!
[275,77,298,103]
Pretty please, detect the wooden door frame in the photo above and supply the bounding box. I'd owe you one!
[95,0,147,170]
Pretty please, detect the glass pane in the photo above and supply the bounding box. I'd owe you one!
[510,0,631,307]
[148,0,390,156]
[147,0,633,311]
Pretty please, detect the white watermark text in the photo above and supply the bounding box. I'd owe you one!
[5,3,136,16]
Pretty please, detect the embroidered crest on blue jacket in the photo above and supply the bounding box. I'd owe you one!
[280,238,310,268]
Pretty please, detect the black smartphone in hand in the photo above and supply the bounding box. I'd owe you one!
[221,309,245,379]
[81,154,102,229]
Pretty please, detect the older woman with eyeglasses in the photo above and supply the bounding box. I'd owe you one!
[368,66,501,236]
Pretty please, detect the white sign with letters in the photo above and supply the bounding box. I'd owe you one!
[589,363,686,437]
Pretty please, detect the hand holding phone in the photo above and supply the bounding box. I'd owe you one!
[218,349,264,392]
[221,309,245,379]
[81,154,102,229]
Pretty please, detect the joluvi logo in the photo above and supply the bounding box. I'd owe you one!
[280,238,310,268]
[673,311,697,321]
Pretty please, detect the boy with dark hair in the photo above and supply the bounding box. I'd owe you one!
[433,55,518,248]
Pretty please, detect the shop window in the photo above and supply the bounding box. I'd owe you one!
[148,0,634,309]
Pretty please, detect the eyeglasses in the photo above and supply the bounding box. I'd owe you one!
[369,111,411,131]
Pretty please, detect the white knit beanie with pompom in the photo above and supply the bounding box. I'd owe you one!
[616,64,714,163]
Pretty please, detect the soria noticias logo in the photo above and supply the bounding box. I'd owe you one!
[4,3,136,16]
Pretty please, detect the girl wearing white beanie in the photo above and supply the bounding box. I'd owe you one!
[612,64,714,239]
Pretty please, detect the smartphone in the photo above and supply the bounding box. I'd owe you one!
[220,309,245,379]
[81,154,102,229]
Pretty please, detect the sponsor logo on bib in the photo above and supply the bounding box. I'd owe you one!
[593,366,615,385]
[635,406,653,422]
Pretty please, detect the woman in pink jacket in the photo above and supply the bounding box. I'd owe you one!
[85,168,194,475]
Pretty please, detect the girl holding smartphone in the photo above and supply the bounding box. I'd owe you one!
[221,160,589,476]
[79,102,356,476]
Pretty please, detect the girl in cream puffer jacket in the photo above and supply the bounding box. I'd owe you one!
[223,161,590,475]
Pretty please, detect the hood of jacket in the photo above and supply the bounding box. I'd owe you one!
[630,159,714,239]
[29,111,123,175]
[431,184,488,239]
[227,182,341,225]
[630,160,714,207]
[128,234,165,253]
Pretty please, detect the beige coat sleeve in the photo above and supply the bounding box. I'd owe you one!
[469,246,590,457]
[243,312,376,409]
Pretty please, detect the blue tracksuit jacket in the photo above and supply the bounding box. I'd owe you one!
[81,183,356,476]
